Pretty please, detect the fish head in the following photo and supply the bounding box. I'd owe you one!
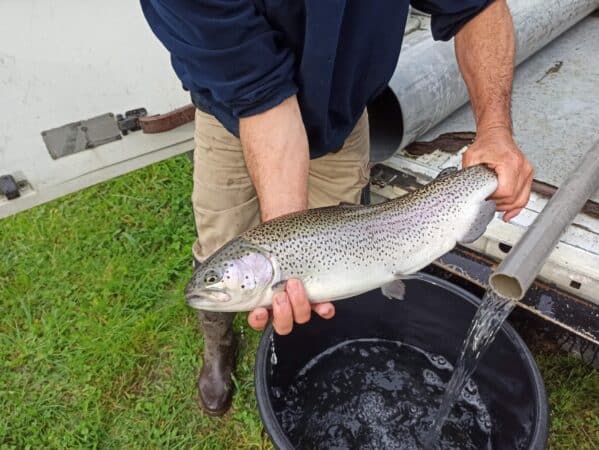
[185,238,276,311]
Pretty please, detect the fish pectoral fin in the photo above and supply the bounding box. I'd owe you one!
[271,280,288,293]
[382,272,426,300]
[435,166,458,180]
[381,279,407,300]
[459,199,496,244]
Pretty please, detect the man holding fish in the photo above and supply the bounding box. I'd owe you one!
[142,0,534,415]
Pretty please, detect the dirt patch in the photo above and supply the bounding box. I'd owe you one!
[536,60,563,83]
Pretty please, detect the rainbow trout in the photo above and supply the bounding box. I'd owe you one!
[185,165,497,312]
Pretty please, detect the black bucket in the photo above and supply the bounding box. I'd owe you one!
[255,274,549,449]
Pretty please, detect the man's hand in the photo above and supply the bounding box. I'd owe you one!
[455,0,534,221]
[239,95,335,335]
[247,279,335,334]
[463,127,533,222]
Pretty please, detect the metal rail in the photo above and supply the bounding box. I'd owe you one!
[490,141,599,300]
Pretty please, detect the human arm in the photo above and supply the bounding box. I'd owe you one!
[141,1,333,334]
[410,0,534,221]
[240,96,335,334]
[454,0,534,221]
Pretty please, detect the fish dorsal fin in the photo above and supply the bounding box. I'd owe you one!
[381,280,406,300]
[435,166,458,180]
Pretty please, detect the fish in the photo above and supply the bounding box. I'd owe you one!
[185,165,498,312]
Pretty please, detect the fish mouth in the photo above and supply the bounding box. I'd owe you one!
[185,290,231,310]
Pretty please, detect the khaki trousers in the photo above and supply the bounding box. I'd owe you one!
[191,109,371,262]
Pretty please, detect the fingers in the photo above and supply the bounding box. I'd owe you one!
[286,279,311,324]
[493,167,521,201]
[312,302,335,319]
[250,279,335,335]
[247,307,270,330]
[462,133,533,222]
[461,147,485,169]
[271,279,311,335]
[495,162,533,207]
[502,208,523,223]
[272,291,294,335]
[502,169,533,222]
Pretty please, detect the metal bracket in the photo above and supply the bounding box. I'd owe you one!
[0,173,30,201]
[116,108,148,135]
[0,174,20,200]
[42,113,122,159]
[138,104,195,134]
[370,164,422,191]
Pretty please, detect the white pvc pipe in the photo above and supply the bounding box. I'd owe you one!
[390,0,599,149]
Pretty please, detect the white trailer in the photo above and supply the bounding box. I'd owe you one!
[1,1,598,347]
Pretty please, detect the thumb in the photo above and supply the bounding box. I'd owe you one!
[462,146,488,168]
[247,307,270,330]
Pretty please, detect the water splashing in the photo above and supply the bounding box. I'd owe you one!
[425,289,516,448]
[270,333,278,366]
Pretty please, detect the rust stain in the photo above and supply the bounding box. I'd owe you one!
[532,179,599,219]
[404,132,476,156]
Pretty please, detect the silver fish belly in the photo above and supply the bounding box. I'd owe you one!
[185,165,498,312]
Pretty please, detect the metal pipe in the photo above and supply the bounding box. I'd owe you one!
[389,0,599,150]
[489,141,599,300]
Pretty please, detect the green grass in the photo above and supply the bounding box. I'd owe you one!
[0,156,597,449]
[534,350,598,449]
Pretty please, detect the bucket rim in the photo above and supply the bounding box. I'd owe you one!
[254,272,549,450]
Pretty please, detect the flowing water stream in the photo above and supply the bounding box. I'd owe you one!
[425,290,516,448]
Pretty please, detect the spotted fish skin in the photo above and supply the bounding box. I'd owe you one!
[185,165,497,312]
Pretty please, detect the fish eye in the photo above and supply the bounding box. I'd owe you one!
[203,270,221,285]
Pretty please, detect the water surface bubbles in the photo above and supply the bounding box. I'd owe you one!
[477,410,493,433]
[423,368,444,388]
[273,338,490,449]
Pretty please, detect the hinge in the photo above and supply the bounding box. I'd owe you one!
[0,174,29,200]
[42,113,122,159]
[116,108,148,135]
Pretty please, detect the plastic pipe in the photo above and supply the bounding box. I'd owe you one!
[489,141,599,300]
[389,0,599,150]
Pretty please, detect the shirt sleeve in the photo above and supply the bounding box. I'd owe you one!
[140,0,297,118]
[410,0,493,41]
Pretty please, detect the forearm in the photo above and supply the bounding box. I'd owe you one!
[455,0,515,133]
[457,1,533,221]
[239,95,309,222]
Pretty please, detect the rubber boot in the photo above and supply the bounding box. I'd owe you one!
[197,309,237,416]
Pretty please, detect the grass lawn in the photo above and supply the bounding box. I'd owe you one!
[1,156,597,449]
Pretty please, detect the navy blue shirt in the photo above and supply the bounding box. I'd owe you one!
[142,0,490,158]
